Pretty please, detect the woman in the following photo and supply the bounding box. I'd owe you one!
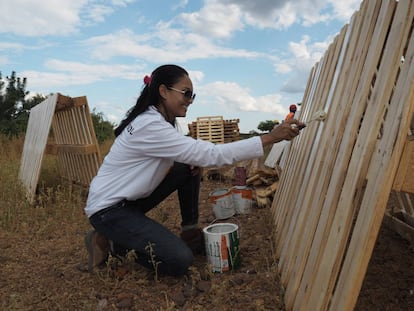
[85,64,301,276]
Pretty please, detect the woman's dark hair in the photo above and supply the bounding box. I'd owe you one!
[114,64,188,136]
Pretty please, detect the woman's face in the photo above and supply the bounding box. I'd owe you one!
[162,75,195,118]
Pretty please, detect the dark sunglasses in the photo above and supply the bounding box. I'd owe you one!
[168,86,196,101]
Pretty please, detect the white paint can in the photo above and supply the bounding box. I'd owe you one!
[231,186,253,214]
[209,189,235,219]
[203,223,240,273]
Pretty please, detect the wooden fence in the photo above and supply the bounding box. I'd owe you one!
[19,93,101,202]
[271,0,414,310]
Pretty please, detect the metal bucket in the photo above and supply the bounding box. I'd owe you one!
[203,223,240,273]
[209,189,235,219]
[231,186,253,214]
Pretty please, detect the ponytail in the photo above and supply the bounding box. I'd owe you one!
[114,64,188,137]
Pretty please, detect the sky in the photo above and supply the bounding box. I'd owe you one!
[0,0,362,134]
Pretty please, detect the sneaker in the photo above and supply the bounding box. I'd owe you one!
[84,230,110,272]
[180,228,205,255]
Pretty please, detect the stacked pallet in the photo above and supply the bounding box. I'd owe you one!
[196,116,224,144]
[188,116,240,143]
[223,119,240,143]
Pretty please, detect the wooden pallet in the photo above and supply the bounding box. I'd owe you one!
[196,116,224,144]
[188,116,240,143]
[223,119,240,143]
[19,93,102,202]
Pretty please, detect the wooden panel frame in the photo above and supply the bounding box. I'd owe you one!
[270,0,414,310]
[19,93,102,202]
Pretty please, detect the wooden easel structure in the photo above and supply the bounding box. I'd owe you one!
[19,93,102,202]
[271,0,414,310]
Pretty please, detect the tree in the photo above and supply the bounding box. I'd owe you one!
[257,120,279,132]
[0,71,30,136]
[91,108,115,144]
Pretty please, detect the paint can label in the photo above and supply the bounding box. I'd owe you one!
[209,189,235,219]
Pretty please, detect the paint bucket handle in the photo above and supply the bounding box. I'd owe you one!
[208,216,242,237]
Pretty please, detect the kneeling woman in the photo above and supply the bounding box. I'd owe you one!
[84,64,302,276]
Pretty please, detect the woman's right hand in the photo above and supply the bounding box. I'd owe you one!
[260,119,303,146]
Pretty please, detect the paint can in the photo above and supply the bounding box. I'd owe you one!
[231,186,253,214]
[209,189,235,219]
[203,223,240,273]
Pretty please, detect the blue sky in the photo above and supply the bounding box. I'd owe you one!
[0,0,362,133]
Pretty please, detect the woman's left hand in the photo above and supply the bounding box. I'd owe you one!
[190,166,200,176]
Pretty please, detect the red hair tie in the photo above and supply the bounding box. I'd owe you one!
[143,75,152,85]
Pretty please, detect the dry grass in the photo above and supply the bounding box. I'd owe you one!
[0,134,285,311]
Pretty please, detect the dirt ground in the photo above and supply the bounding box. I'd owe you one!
[0,177,413,310]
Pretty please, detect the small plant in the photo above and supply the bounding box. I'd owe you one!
[145,242,161,282]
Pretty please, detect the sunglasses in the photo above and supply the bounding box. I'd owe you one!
[168,86,196,101]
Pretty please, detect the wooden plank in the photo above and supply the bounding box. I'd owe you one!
[19,94,58,202]
[54,93,73,112]
[264,141,289,168]
[383,212,414,247]
[397,191,414,216]
[392,138,414,193]
[45,144,98,155]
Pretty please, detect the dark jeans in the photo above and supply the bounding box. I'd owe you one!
[89,162,201,276]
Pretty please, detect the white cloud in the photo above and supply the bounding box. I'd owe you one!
[21,59,142,90]
[178,2,244,39]
[0,0,135,37]
[111,0,136,7]
[172,0,189,10]
[0,0,87,36]
[188,70,205,84]
[0,42,27,51]
[83,4,114,23]
[81,28,262,62]
[200,81,285,114]
[275,63,292,74]
[330,0,363,20]
[276,35,330,93]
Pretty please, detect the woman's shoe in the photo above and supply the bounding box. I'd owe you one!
[180,228,205,255]
[84,230,110,272]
